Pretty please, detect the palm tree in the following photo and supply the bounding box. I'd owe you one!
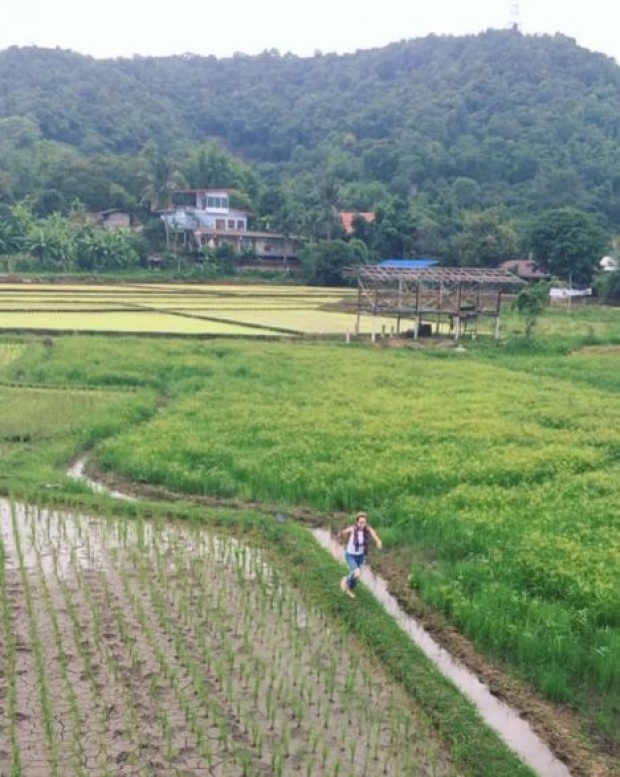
[140,143,186,213]
[318,176,341,241]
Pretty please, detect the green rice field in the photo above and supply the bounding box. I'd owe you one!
[0,282,429,337]
[0,283,618,776]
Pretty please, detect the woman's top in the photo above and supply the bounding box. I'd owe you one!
[346,525,370,556]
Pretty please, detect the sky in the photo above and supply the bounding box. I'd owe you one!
[1,0,619,65]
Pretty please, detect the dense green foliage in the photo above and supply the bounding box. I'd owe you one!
[1,31,620,278]
[511,281,553,336]
[0,201,144,273]
[529,208,610,285]
[595,269,620,302]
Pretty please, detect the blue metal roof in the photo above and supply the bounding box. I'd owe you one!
[379,258,439,268]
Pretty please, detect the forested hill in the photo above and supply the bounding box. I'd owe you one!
[2,29,620,229]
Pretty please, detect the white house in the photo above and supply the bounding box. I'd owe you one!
[162,188,301,265]
[600,256,619,272]
[170,189,248,231]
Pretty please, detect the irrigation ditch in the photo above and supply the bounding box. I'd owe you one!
[312,529,572,777]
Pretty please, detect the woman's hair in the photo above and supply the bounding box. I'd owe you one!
[356,511,367,521]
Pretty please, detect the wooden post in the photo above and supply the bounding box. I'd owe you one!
[415,280,421,338]
[494,291,502,339]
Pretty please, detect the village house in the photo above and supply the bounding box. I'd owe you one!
[600,255,619,272]
[161,189,302,267]
[500,258,550,281]
[339,211,375,235]
[96,209,132,230]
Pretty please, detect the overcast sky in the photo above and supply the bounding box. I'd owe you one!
[1,0,618,64]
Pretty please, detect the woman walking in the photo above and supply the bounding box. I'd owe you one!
[337,511,382,598]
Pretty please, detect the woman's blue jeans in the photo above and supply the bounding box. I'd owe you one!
[344,551,367,589]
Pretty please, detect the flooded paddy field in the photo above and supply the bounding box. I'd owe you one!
[0,500,459,776]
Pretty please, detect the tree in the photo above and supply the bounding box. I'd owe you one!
[528,208,609,286]
[448,177,482,209]
[512,281,552,337]
[317,177,341,241]
[100,229,140,271]
[372,198,416,259]
[301,239,356,286]
[594,269,620,303]
[140,143,186,212]
[185,141,258,198]
[451,208,519,267]
[0,202,32,254]
[349,214,375,246]
[24,213,75,271]
[31,188,67,217]
[75,224,141,272]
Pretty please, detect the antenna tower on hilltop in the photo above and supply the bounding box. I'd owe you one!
[509,2,520,31]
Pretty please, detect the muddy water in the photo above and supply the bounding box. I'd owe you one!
[313,528,573,777]
[64,459,572,776]
[1,499,459,776]
[67,458,134,501]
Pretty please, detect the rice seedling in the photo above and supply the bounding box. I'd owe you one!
[0,534,23,777]
[30,522,88,776]
[10,504,61,776]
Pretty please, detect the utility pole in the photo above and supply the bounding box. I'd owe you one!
[509,2,520,31]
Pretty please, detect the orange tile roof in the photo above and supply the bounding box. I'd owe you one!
[340,211,375,234]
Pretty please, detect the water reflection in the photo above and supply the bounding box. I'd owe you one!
[313,528,572,777]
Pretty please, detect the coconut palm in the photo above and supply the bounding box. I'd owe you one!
[140,142,186,213]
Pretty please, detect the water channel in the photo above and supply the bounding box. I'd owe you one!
[312,529,572,777]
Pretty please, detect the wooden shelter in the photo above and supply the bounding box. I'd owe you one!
[345,266,526,340]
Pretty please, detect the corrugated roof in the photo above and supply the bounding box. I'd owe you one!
[379,259,438,268]
[500,259,549,279]
[346,266,526,285]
